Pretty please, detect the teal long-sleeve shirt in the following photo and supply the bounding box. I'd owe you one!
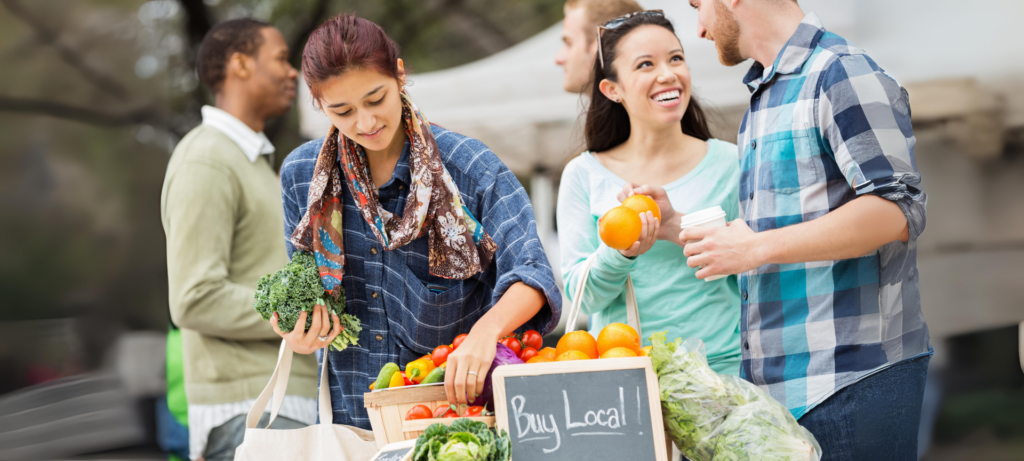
[556,140,743,375]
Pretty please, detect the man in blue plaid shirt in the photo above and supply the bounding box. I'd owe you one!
[681,1,931,458]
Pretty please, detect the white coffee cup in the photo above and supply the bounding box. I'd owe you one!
[678,205,728,282]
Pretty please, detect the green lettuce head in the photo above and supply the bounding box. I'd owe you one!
[437,432,482,461]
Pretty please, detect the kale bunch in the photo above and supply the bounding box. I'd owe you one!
[253,251,361,351]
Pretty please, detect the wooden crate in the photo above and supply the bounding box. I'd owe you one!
[364,384,495,449]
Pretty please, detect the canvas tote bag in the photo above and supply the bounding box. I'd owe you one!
[234,341,379,461]
[564,253,642,338]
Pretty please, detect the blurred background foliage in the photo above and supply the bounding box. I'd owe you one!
[0,0,563,347]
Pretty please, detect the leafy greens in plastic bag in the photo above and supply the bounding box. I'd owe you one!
[649,332,821,461]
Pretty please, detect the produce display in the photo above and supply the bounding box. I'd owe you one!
[412,418,512,461]
[253,251,362,351]
[649,332,821,461]
[370,330,545,395]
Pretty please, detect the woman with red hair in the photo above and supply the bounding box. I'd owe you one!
[271,14,561,429]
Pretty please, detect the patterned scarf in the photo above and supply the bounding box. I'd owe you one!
[291,93,497,300]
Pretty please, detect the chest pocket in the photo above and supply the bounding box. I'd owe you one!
[756,125,824,196]
[404,236,465,292]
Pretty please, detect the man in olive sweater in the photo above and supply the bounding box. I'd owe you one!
[160,19,317,460]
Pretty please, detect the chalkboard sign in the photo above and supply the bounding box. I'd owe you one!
[369,439,416,461]
[492,357,667,461]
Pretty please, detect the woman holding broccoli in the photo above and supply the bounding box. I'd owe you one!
[270,13,561,429]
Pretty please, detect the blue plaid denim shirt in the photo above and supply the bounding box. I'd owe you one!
[280,125,561,429]
[736,13,930,418]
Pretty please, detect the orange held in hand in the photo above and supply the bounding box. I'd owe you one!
[596,322,641,355]
[556,350,592,361]
[556,330,599,359]
[622,194,661,222]
[599,206,643,251]
[600,347,638,359]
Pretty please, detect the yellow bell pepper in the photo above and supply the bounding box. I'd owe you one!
[388,371,406,388]
[406,358,436,384]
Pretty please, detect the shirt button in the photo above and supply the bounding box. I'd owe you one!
[749,192,754,200]
[742,291,748,301]
[744,341,750,350]
[370,247,378,255]
[372,292,379,299]
[751,140,757,149]
[399,185,404,190]
[376,334,383,341]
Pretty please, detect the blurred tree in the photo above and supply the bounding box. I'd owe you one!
[0,0,562,345]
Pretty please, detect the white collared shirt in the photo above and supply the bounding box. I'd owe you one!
[201,105,275,163]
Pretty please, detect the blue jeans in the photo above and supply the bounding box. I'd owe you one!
[799,353,932,461]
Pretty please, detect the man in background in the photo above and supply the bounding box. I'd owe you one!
[160,18,318,461]
[555,0,642,94]
[681,1,931,458]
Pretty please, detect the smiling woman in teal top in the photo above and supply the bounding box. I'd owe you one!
[556,11,741,375]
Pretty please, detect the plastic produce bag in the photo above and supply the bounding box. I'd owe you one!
[649,332,821,461]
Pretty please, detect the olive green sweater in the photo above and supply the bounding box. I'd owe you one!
[160,125,317,405]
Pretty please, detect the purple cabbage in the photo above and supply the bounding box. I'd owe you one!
[470,343,524,407]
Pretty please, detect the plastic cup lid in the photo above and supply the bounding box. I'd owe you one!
[679,206,726,228]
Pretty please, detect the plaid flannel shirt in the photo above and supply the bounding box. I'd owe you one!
[280,125,561,429]
[736,13,930,418]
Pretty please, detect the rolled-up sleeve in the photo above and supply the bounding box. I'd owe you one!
[818,54,927,240]
[460,142,562,336]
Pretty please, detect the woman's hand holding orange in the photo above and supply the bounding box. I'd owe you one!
[618,211,659,258]
[618,182,682,245]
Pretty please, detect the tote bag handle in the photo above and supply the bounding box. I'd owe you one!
[246,340,333,429]
[564,253,642,339]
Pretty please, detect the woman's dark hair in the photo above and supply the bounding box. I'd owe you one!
[584,13,712,153]
[302,13,401,102]
[197,18,271,92]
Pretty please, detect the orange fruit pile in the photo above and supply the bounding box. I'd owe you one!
[600,347,638,359]
[537,347,558,360]
[536,324,646,363]
[598,206,642,251]
[596,322,641,356]
[556,331,599,359]
[556,350,592,361]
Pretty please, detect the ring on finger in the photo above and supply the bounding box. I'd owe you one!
[317,335,328,341]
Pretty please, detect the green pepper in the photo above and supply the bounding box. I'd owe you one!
[420,364,446,384]
[373,362,399,390]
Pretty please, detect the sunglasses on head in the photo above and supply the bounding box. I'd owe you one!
[597,10,665,71]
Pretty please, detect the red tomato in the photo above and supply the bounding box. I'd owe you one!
[434,404,457,418]
[431,345,453,367]
[521,330,543,351]
[519,347,539,362]
[405,404,433,421]
[452,334,468,350]
[500,337,522,356]
[462,406,486,417]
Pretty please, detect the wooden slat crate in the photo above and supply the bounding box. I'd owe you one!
[364,384,495,449]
